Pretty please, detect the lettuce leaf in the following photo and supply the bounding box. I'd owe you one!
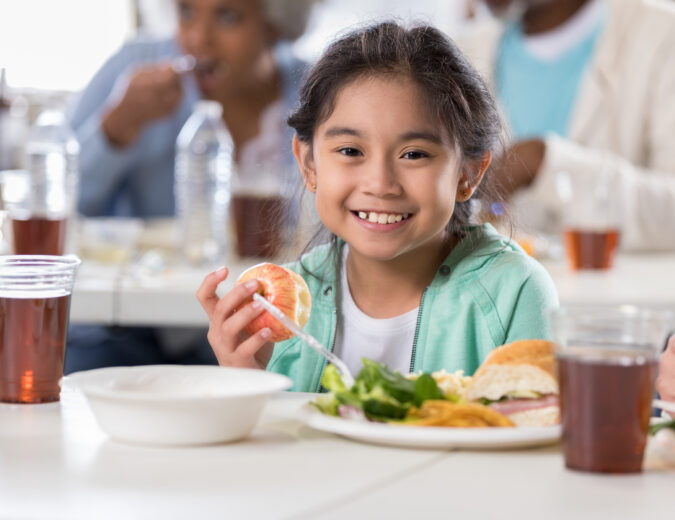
[318,359,444,421]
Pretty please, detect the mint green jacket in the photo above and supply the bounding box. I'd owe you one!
[267,224,559,392]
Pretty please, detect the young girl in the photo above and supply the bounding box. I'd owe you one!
[197,21,559,392]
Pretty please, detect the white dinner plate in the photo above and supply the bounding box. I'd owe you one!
[302,405,561,450]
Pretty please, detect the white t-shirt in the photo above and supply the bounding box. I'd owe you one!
[332,246,418,376]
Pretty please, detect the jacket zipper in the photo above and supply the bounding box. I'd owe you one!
[408,287,428,374]
[315,307,338,393]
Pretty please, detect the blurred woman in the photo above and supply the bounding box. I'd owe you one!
[68,0,317,217]
[64,0,318,373]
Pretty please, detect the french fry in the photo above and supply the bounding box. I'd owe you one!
[404,400,515,428]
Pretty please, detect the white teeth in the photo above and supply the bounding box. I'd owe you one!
[358,211,410,224]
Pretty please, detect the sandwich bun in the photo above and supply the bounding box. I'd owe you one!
[506,406,560,428]
[465,340,559,427]
[465,339,558,402]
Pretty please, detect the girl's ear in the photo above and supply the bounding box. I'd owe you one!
[292,134,318,192]
[456,151,491,202]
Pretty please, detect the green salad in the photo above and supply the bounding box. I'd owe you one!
[311,359,460,422]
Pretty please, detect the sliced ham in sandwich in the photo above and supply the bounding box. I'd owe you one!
[465,339,560,427]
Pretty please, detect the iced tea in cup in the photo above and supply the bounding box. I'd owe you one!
[550,306,671,473]
[0,167,76,256]
[231,165,289,258]
[0,255,80,403]
[556,170,621,270]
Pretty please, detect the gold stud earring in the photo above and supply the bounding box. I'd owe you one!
[311,184,317,190]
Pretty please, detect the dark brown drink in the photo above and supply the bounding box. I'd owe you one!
[563,228,619,270]
[231,195,285,258]
[558,350,656,473]
[12,217,67,255]
[0,292,72,403]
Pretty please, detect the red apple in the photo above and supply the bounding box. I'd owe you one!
[236,263,311,342]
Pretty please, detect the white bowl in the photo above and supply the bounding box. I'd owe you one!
[64,365,292,446]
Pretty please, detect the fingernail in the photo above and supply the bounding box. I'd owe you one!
[251,301,262,310]
[245,279,258,289]
[260,328,271,339]
[214,266,227,276]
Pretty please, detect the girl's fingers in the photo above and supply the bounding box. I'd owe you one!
[233,331,273,363]
[212,278,260,325]
[216,299,266,343]
[196,266,229,319]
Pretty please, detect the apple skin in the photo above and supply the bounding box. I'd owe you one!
[236,263,311,342]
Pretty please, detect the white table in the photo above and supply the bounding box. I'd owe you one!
[70,251,675,327]
[540,252,675,309]
[0,391,672,520]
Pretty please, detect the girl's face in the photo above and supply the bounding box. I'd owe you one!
[295,75,475,264]
[176,0,275,96]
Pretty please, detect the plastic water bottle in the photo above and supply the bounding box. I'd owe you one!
[24,109,80,211]
[174,100,234,266]
[20,109,80,254]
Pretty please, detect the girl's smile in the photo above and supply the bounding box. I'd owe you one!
[352,210,412,230]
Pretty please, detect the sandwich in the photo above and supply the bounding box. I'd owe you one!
[464,339,559,427]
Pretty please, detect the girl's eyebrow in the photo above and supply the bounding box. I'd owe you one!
[399,131,443,145]
[323,127,361,139]
[322,127,442,144]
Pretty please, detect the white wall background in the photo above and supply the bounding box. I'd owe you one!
[0,0,134,91]
[0,0,483,92]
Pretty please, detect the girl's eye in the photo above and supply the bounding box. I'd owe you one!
[401,150,429,160]
[338,147,362,157]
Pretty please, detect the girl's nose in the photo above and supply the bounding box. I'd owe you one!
[361,156,402,197]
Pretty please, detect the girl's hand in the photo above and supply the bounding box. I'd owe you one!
[196,267,274,370]
[656,336,675,404]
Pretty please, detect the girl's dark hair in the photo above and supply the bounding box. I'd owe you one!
[288,21,505,255]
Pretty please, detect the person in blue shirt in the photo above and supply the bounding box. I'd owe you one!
[196,21,558,391]
[64,0,317,373]
[67,0,315,217]
[460,0,675,251]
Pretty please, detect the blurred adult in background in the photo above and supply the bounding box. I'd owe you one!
[68,0,316,217]
[459,0,675,251]
[64,0,318,373]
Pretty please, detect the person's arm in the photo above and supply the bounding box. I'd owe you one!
[67,44,139,216]
[66,40,182,216]
[525,134,675,252]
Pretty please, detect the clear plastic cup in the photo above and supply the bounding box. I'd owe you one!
[0,255,80,403]
[0,168,76,255]
[230,166,291,259]
[550,306,671,473]
[556,169,621,270]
